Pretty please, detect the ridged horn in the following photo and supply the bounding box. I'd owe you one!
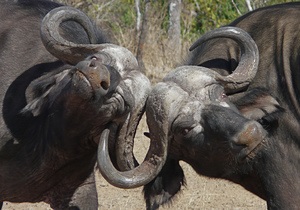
[41,6,138,72]
[189,27,259,93]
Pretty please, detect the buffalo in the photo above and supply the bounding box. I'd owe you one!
[100,2,300,210]
[0,0,166,209]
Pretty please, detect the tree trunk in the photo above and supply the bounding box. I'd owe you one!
[245,0,253,11]
[167,0,181,66]
[135,0,142,32]
[136,0,152,73]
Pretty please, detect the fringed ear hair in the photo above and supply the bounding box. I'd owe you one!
[235,88,284,132]
[22,70,71,116]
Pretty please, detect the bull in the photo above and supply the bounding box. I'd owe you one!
[0,0,166,209]
[95,2,300,210]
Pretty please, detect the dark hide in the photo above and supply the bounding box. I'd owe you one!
[143,159,185,210]
[0,0,114,209]
[144,3,300,210]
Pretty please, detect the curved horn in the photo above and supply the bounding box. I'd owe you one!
[114,72,152,171]
[41,6,138,71]
[97,122,167,189]
[41,6,99,64]
[98,123,166,189]
[189,27,259,93]
[98,72,167,188]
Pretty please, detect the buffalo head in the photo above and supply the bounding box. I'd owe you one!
[142,27,268,209]
[19,6,166,189]
[42,6,172,189]
[147,26,266,167]
[1,3,169,207]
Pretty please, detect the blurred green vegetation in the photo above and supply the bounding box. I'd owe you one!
[184,0,296,39]
[60,0,297,44]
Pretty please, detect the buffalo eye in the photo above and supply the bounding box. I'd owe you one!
[210,85,228,102]
[173,120,202,139]
[182,126,205,146]
[173,125,192,136]
[221,92,227,99]
[180,127,193,136]
[172,119,195,136]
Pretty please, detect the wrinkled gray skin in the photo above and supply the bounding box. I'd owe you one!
[0,1,159,209]
[143,3,300,210]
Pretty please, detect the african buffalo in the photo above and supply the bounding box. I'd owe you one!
[0,0,165,209]
[134,3,299,210]
[98,2,300,210]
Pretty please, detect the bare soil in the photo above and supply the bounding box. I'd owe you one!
[3,117,267,210]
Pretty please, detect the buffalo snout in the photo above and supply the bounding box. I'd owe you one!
[74,58,121,100]
[202,105,266,159]
[233,121,267,160]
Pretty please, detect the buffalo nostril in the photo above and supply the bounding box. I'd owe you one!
[100,81,109,90]
[89,60,96,67]
[233,121,267,154]
[237,122,265,145]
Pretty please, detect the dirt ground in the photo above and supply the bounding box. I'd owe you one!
[2,118,267,210]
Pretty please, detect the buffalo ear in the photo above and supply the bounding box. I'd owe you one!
[235,88,284,129]
[21,70,71,116]
[143,158,185,210]
[22,94,47,117]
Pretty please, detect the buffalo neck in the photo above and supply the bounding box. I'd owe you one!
[256,135,300,209]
